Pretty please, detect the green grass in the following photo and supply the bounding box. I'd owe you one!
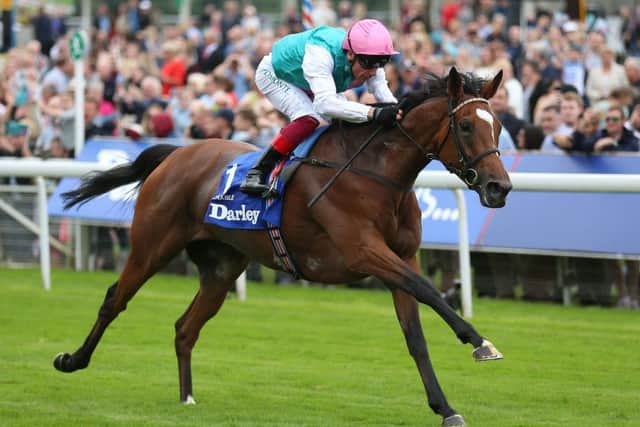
[0,268,639,427]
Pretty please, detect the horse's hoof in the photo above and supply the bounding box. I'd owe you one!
[183,395,197,405]
[53,352,74,372]
[473,339,503,362]
[443,414,466,427]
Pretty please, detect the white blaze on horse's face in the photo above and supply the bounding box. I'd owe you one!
[475,108,495,145]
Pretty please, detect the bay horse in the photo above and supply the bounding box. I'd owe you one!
[54,67,511,427]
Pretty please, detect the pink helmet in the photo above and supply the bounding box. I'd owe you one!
[342,19,399,56]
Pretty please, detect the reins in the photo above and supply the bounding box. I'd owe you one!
[306,96,499,208]
[307,125,385,208]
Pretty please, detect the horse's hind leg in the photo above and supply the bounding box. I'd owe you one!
[54,225,188,373]
[391,282,465,427]
[175,240,248,404]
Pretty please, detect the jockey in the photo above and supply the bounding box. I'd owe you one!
[240,19,403,197]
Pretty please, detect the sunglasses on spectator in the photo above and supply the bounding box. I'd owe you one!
[356,54,391,70]
[605,116,621,123]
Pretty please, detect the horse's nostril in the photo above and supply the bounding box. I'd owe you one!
[486,181,511,198]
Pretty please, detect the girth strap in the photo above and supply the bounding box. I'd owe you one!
[266,224,302,280]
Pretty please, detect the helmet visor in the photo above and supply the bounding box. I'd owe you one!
[356,54,391,70]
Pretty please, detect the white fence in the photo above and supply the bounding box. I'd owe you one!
[2,157,640,317]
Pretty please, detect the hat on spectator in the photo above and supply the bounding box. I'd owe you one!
[149,112,175,138]
[140,0,152,10]
[214,108,235,126]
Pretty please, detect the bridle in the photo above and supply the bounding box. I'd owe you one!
[396,96,500,187]
[306,95,500,208]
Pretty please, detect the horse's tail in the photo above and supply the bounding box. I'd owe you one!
[62,144,180,209]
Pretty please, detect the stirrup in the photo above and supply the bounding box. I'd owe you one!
[239,169,270,195]
[240,180,271,195]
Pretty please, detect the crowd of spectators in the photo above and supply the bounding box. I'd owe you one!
[1,0,640,306]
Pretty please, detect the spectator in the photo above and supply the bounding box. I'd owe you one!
[489,86,525,142]
[159,40,187,97]
[562,43,586,96]
[557,91,584,135]
[221,0,242,45]
[0,120,34,184]
[585,46,629,106]
[521,59,545,122]
[625,99,640,138]
[93,4,112,35]
[538,104,563,151]
[212,108,234,139]
[168,87,194,137]
[119,76,167,122]
[85,98,116,140]
[494,58,524,118]
[554,108,601,152]
[585,106,639,153]
[41,54,73,95]
[191,28,225,74]
[31,6,55,56]
[215,52,254,101]
[231,108,258,144]
[516,124,546,150]
[624,57,640,92]
[187,100,215,139]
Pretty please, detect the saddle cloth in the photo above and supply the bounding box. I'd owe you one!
[204,126,329,230]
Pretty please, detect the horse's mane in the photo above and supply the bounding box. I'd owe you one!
[399,71,489,114]
[332,71,490,130]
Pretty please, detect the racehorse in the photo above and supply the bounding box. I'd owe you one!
[53,67,511,427]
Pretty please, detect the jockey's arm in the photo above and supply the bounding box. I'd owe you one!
[302,45,373,123]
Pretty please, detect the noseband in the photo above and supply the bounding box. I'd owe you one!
[397,97,500,187]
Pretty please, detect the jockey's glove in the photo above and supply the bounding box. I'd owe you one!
[373,105,400,127]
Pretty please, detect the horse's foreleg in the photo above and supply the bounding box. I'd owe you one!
[391,283,465,426]
[174,241,248,403]
[344,238,494,354]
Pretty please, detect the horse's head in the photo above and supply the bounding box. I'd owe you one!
[400,67,512,208]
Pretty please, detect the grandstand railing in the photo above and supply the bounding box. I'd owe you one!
[2,157,640,316]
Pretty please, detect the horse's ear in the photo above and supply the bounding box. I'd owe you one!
[480,70,503,99]
[447,66,464,100]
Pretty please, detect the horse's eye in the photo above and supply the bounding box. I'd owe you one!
[459,120,472,133]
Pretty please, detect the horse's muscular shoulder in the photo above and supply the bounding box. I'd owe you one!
[389,192,422,259]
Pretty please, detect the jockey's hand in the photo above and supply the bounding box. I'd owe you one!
[373,106,402,127]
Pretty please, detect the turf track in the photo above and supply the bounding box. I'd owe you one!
[0,268,638,426]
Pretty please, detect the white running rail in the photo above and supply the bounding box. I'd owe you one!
[2,158,640,315]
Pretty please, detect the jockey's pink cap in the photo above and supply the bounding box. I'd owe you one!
[342,19,399,56]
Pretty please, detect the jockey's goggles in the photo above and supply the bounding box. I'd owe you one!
[356,54,391,69]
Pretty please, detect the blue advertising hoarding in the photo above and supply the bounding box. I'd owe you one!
[49,140,640,257]
[419,153,640,258]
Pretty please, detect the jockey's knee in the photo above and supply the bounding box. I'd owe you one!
[281,115,320,144]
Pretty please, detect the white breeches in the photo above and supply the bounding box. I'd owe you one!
[254,54,323,122]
